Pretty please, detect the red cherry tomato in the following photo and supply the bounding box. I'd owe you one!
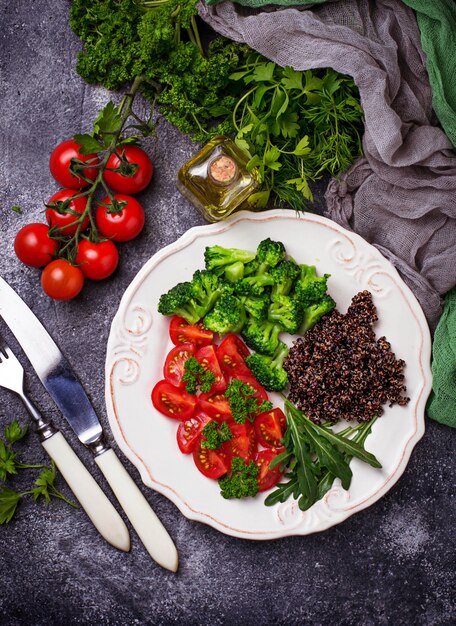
[176,412,211,454]
[103,145,153,194]
[49,139,98,189]
[193,440,230,479]
[254,407,286,448]
[216,334,251,377]
[14,223,58,268]
[46,189,89,235]
[41,259,84,301]
[223,422,257,461]
[151,379,196,421]
[197,391,232,422]
[169,316,214,347]
[96,194,145,242]
[75,239,119,281]
[255,448,284,492]
[235,374,269,403]
[163,343,195,388]
[195,344,226,393]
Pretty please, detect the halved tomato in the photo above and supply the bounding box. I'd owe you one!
[223,422,257,461]
[198,391,231,421]
[255,448,284,492]
[176,412,212,454]
[193,440,230,479]
[163,342,195,388]
[254,407,286,448]
[151,380,196,420]
[216,334,252,377]
[235,374,269,403]
[169,316,214,346]
[195,344,226,392]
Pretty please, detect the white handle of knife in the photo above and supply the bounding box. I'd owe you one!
[95,448,178,572]
[42,432,130,552]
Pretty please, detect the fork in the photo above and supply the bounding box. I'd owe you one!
[0,338,130,551]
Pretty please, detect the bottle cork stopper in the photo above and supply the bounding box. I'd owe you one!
[208,155,237,184]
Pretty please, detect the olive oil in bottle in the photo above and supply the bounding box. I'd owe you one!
[177,136,260,222]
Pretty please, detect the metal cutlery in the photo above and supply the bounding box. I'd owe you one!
[0,336,130,552]
[0,275,178,572]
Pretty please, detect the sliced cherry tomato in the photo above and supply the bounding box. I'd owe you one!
[41,259,84,301]
[103,145,153,194]
[223,422,257,461]
[169,316,213,347]
[163,343,195,388]
[193,440,230,479]
[195,344,226,392]
[255,448,284,492]
[75,239,119,280]
[151,379,196,421]
[216,334,252,377]
[198,391,231,421]
[176,412,212,454]
[96,194,145,242]
[49,139,99,189]
[254,407,286,448]
[46,189,90,235]
[14,223,58,268]
[235,374,269,403]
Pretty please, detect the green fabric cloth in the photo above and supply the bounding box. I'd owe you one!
[206,0,456,150]
[427,288,456,428]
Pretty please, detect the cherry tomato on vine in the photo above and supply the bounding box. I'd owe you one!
[75,239,119,281]
[14,223,58,268]
[41,259,84,301]
[45,189,89,236]
[49,139,99,189]
[103,145,153,194]
[96,194,145,242]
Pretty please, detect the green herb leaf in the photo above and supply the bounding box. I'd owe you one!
[73,133,104,155]
[4,420,29,446]
[293,136,311,157]
[92,101,122,135]
[32,463,57,504]
[281,66,303,91]
[0,486,22,524]
[11,206,22,214]
[0,440,18,481]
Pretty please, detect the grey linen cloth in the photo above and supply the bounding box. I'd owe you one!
[199,0,456,330]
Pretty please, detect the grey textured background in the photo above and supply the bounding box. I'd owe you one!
[0,2,455,625]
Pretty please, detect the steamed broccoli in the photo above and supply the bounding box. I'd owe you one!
[270,259,301,299]
[234,273,275,296]
[218,457,259,499]
[241,318,281,355]
[203,293,246,334]
[157,281,204,324]
[224,261,245,283]
[243,293,270,320]
[300,295,336,333]
[191,269,224,312]
[245,341,289,391]
[267,295,303,334]
[204,245,256,274]
[293,265,331,308]
[255,238,286,274]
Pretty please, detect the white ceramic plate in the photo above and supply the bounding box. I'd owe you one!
[105,209,432,540]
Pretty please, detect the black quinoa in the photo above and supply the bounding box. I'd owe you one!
[284,290,410,424]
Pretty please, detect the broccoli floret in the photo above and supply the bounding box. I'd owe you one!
[243,258,260,276]
[245,341,289,391]
[190,269,224,313]
[219,457,259,499]
[300,295,336,333]
[224,379,271,424]
[224,261,245,283]
[203,293,246,335]
[157,281,204,324]
[270,259,301,298]
[241,319,281,355]
[201,421,232,450]
[255,238,286,274]
[234,273,275,296]
[268,295,303,334]
[293,265,331,308]
[204,245,256,274]
[243,294,270,320]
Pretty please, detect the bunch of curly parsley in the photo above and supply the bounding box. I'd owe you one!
[70,0,247,140]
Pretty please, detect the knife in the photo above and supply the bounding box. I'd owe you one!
[0,276,178,572]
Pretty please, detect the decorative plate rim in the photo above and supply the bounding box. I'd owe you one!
[104,209,432,540]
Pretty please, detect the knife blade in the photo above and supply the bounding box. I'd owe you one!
[0,275,178,572]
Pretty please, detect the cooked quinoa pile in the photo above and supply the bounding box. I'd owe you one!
[284,290,410,424]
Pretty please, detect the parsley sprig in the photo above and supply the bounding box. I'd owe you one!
[225,379,272,424]
[0,420,78,524]
[181,357,215,394]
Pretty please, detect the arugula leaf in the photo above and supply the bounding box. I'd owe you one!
[4,420,28,446]
[0,486,22,524]
[288,410,318,504]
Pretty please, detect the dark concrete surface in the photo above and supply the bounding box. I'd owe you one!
[0,2,454,625]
